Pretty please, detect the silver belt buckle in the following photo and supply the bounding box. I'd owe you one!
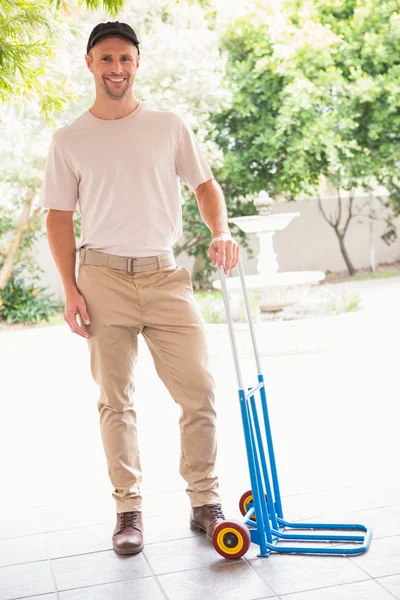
[127,257,135,274]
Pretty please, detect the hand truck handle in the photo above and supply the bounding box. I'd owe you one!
[218,256,263,390]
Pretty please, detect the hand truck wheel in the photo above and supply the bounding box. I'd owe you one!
[212,520,251,559]
[239,489,269,522]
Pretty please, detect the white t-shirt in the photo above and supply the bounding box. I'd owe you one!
[39,100,214,257]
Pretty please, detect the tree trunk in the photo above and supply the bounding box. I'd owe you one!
[335,228,356,276]
[0,189,35,290]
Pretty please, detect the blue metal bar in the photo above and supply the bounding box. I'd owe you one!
[239,390,269,555]
[249,391,279,531]
[245,507,255,519]
[278,519,369,532]
[262,536,372,555]
[248,524,371,556]
[247,393,273,542]
[270,530,365,542]
[246,397,271,547]
[258,374,283,519]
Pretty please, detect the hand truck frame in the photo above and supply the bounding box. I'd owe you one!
[211,258,372,559]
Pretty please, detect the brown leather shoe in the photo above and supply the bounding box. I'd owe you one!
[190,503,225,541]
[112,511,144,555]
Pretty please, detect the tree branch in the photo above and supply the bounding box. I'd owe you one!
[318,194,335,226]
[343,189,355,236]
[334,187,342,228]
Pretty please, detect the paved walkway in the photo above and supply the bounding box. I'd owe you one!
[0,277,399,599]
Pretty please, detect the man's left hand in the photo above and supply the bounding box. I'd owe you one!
[208,233,240,274]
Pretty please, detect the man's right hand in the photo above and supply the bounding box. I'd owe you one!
[64,290,91,339]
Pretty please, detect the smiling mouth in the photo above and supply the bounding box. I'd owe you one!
[106,78,127,84]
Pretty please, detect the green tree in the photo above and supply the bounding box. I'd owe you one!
[0,0,124,303]
[0,0,123,112]
[209,0,400,276]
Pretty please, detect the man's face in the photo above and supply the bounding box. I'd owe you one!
[85,35,140,100]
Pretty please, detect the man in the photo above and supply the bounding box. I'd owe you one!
[39,21,240,555]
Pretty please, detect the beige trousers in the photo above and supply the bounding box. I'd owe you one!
[76,250,220,513]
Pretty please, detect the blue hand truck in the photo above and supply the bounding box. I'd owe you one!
[211,258,372,559]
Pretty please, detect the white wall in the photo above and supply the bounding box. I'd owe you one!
[266,195,400,273]
[33,194,400,302]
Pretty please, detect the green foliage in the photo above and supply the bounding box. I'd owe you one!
[208,1,400,274]
[345,269,400,281]
[237,290,260,323]
[0,204,61,324]
[0,0,126,325]
[193,288,260,323]
[0,267,62,324]
[52,0,123,14]
[212,3,400,199]
[0,204,45,279]
[73,212,82,240]
[193,286,361,323]
[0,0,71,114]
[176,190,255,287]
[210,17,297,199]
[0,0,124,114]
[194,289,224,323]
[326,289,361,314]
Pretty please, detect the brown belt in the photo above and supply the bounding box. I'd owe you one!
[78,248,176,274]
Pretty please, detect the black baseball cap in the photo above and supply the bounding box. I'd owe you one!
[87,21,140,55]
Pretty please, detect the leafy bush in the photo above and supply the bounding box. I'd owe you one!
[194,289,261,324]
[0,268,62,325]
[194,289,225,323]
[326,290,361,316]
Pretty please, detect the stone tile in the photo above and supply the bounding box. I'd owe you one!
[0,533,48,567]
[244,540,341,561]
[13,596,56,600]
[45,523,112,558]
[0,508,43,540]
[52,549,151,590]
[340,483,400,512]
[143,535,226,575]
[352,535,400,577]
[144,511,200,544]
[383,505,400,521]
[282,483,400,522]
[59,577,164,599]
[38,492,190,535]
[279,579,396,599]
[158,561,276,599]
[44,511,199,560]
[249,553,370,596]
[280,481,400,523]
[378,574,400,599]
[142,491,190,517]
[297,507,400,540]
[281,491,353,522]
[39,502,114,533]
[0,560,55,600]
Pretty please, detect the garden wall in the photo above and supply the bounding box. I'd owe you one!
[33,194,400,302]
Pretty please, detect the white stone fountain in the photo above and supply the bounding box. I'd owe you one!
[213,191,326,312]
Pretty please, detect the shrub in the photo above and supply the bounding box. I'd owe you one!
[0,267,62,325]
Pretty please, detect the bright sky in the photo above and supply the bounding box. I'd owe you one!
[213,0,282,26]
